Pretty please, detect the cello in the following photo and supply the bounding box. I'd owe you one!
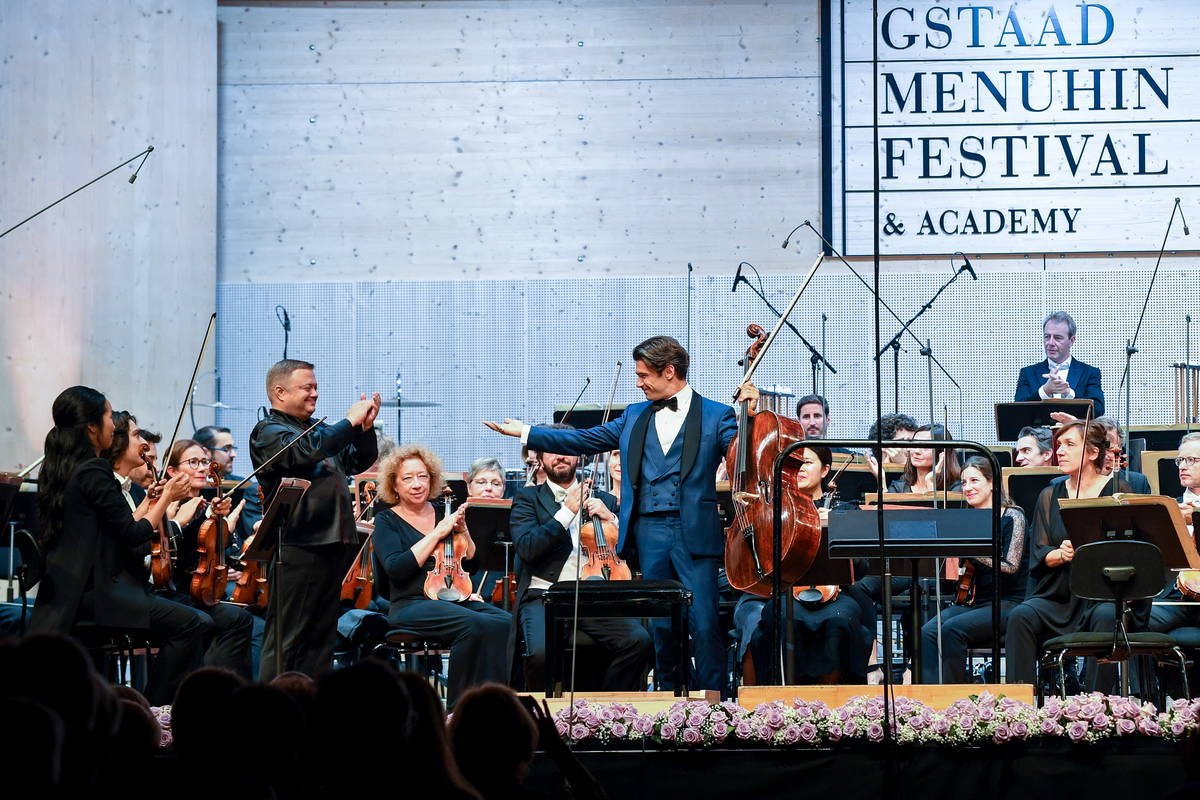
[190,461,231,607]
[723,324,823,597]
[578,362,631,582]
[424,487,472,602]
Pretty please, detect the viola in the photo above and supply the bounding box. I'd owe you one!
[490,571,517,608]
[578,364,631,582]
[424,488,472,602]
[190,461,230,607]
[724,324,823,597]
[143,448,176,591]
[341,481,378,610]
[953,559,977,606]
[230,485,269,609]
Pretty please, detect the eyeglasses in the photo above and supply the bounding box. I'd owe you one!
[214,445,237,454]
[470,478,504,488]
[399,474,430,485]
[1176,456,1200,467]
[182,458,212,469]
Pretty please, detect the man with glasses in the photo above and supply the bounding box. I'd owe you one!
[249,359,380,681]
[1148,433,1200,636]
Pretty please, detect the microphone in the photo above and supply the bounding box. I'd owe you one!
[1177,198,1190,235]
[781,221,808,249]
[128,145,154,184]
[956,252,978,280]
[731,262,744,293]
[275,305,291,359]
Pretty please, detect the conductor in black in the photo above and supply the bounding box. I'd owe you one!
[249,359,380,681]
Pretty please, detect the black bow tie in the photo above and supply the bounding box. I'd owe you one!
[651,396,678,412]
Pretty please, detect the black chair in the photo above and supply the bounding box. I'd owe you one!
[543,579,691,696]
[1039,540,1189,701]
[13,528,42,634]
[371,628,453,697]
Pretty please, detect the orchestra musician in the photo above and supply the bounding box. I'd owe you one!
[1015,426,1054,467]
[887,423,962,493]
[868,413,918,466]
[1005,419,1135,685]
[194,424,263,558]
[161,439,254,677]
[919,457,1027,684]
[486,336,745,692]
[465,456,507,600]
[606,448,622,508]
[30,387,201,704]
[1014,311,1105,416]
[1147,433,1200,634]
[249,358,380,681]
[508,431,653,691]
[733,445,870,685]
[371,444,511,705]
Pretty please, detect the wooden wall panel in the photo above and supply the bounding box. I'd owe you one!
[0,0,217,467]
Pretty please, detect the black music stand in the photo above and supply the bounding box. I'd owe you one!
[1004,467,1062,525]
[995,400,1094,442]
[463,498,515,611]
[241,478,311,679]
[553,404,628,428]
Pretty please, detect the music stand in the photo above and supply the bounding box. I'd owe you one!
[863,492,967,509]
[463,498,515,611]
[1059,495,1200,571]
[553,403,628,428]
[995,400,1095,442]
[241,478,311,679]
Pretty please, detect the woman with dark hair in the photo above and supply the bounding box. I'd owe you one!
[30,386,206,704]
[734,446,871,685]
[1005,420,1134,685]
[920,456,1027,684]
[887,423,962,493]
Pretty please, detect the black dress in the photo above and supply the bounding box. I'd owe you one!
[1005,476,1132,684]
[372,507,511,705]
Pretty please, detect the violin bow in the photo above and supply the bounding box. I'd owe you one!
[158,313,217,481]
[1073,405,1094,500]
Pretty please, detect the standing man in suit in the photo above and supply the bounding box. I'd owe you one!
[1014,311,1104,416]
[508,431,653,691]
[486,336,743,692]
[249,359,380,681]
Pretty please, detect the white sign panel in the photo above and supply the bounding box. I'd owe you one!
[825,0,1200,256]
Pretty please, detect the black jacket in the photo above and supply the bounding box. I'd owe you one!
[249,410,378,547]
[30,458,157,633]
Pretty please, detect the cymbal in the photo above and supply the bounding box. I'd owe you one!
[193,401,257,412]
[380,399,441,409]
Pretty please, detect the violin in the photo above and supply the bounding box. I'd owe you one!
[340,480,378,610]
[578,363,631,582]
[143,448,175,591]
[189,461,230,607]
[424,488,472,602]
[490,570,517,608]
[954,560,977,605]
[792,480,840,606]
[230,485,269,609]
[724,324,823,597]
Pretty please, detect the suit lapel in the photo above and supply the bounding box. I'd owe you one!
[626,405,654,491]
[1067,360,1082,391]
[680,393,703,479]
[536,482,560,519]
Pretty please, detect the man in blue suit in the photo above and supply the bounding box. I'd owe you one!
[1014,311,1104,417]
[485,336,741,692]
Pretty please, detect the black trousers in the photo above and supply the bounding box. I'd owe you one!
[260,542,348,682]
[518,592,653,692]
[161,590,254,678]
[919,601,1016,684]
[80,589,210,706]
[389,597,511,706]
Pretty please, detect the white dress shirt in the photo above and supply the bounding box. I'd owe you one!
[529,480,583,591]
[114,471,136,512]
[1038,357,1075,400]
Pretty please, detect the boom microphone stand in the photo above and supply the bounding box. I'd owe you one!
[1119,197,1190,447]
[732,262,838,394]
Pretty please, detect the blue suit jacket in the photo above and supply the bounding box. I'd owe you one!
[526,392,737,558]
[1014,358,1104,417]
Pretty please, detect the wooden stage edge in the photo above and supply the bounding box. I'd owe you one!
[522,685,1034,714]
[737,684,1034,710]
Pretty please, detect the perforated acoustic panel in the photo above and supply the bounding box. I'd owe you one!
[216,266,1191,470]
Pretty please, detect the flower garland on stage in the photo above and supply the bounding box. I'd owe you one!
[549,693,1200,748]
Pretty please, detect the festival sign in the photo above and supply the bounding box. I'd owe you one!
[823,0,1200,256]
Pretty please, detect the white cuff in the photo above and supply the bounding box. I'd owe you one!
[1038,385,1051,400]
[520,424,531,445]
[553,506,577,528]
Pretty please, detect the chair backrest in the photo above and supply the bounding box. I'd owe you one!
[14,529,44,591]
[1069,540,1165,603]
